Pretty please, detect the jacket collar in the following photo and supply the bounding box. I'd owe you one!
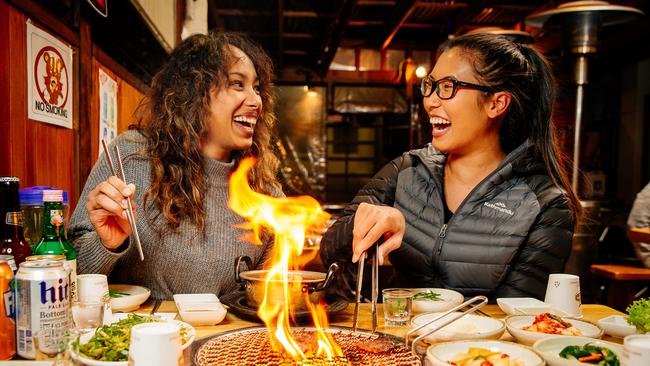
[408,139,545,183]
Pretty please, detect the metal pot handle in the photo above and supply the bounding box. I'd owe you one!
[234,255,253,283]
[304,262,339,294]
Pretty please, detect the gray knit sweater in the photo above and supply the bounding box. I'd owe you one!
[68,130,272,299]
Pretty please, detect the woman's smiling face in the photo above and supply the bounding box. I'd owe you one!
[423,47,502,155]
[202,45,262,161]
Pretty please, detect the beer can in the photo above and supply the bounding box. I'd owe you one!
[15,261,69,359]
[25,254,76,302]
[0,256,15,360]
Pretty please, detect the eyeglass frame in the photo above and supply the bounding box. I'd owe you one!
[420,76,494,100]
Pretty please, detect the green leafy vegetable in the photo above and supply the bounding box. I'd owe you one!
[626,297,650,333]
[108,289,130,298]
[412,290,442,301]
[78,314,191,361]
[559,343,619,366]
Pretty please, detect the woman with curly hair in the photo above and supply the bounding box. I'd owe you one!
[69,32,281,299]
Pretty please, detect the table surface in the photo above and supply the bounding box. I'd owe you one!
[142,300,626,344]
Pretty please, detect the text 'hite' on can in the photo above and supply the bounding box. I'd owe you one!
[15,260,69,359]
[0,255,16,360]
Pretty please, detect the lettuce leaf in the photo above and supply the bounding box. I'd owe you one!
[626,297,650,333]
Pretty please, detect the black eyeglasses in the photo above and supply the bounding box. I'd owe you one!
[420,76,494,99]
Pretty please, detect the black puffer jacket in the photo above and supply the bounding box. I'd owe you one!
[320,141,574,300]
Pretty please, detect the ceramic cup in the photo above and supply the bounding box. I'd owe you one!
[129,322,182,366]
[623,334,650,366]
[76,274,112,324]
[544,273,581,317]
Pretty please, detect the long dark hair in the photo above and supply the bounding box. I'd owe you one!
[443,33,581,222]
[135,32,280,233]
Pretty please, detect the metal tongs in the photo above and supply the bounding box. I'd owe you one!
[352,242,379,333]
[101,139,144,261]
[405,295,488,355]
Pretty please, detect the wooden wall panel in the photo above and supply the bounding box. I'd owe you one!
[0,2,76,208]
[89,60,146,163]
[118,79,145,132]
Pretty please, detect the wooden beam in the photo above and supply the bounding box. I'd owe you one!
[93,45,150,95]
[379,0,417,51]
[8,0,79,46]
[316,0,358,77]
[214,9,274,17]
[77,18,92,203]
[277,0,284,71]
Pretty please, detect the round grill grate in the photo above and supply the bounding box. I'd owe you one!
[193,326,421,366]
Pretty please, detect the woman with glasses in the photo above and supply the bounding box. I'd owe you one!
[320,33,580,300]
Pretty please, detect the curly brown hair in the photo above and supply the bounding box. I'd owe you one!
[134,32,280,233]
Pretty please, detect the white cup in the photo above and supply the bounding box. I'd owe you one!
[76,274,112,324]
[544,273,582,317]
[129,323,182,366]
[623,334,650,366]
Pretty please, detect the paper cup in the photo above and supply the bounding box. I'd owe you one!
[76,274,112,324]
[623,334,650,366]
[544,273,582,317]
[129,323,182,366]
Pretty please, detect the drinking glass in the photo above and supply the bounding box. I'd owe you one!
[33,328,72,365]
[71,300,105,334]
[382,288,413,326]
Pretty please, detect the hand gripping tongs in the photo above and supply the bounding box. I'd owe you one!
[352,242,379,334]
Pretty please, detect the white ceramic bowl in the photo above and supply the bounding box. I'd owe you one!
[497,297,573,317]
[70,319,195,366]
[411,312,505,342]
[597,315,639,338]
[426,340,544,366]
[109,284,151,312]
[411,288,464,313]
[533,335,624,366]
[177,302,227,326]
[506,315,603,346]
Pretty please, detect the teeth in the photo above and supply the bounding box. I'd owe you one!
[430,117,450,125]
[233,116,257,126]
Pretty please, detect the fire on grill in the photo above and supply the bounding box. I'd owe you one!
[223,158,421,365]
[192,327,422,366]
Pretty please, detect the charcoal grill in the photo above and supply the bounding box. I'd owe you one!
[191,326,422,366]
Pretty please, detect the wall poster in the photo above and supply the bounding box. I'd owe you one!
[98,68,118,155]
[26,20,74,129]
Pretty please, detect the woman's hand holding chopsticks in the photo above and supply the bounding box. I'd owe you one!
[86,175,137,250]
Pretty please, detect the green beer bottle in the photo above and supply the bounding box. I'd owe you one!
[33,189,77,300]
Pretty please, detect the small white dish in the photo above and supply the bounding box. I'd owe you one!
[506,315,603,346]
[497,297,573,317]
[410,288,464,313]
[533,335,624,366]
[173,293,219,303]
[411,312,505,342]
[426,340,544,366]
[597,315,639,338]
[174,293,227,326]
[177,302,227,326]
[108,284,151,312]
[70,318,195,366]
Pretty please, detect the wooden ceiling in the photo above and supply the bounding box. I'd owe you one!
[207,0,549,77]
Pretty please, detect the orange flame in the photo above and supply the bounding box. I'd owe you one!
[229,157,342,361]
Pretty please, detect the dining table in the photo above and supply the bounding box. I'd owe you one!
[140,300,625,344]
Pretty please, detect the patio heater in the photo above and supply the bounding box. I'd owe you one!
[526,1,643,193]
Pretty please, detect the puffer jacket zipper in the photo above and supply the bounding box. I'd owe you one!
[434,166,506,256]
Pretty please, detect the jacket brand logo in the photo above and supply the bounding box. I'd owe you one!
[483,201,514,216]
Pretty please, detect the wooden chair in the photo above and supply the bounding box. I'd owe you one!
[591,252,650,311]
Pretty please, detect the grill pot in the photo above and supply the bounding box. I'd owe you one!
[234,256,339,312]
